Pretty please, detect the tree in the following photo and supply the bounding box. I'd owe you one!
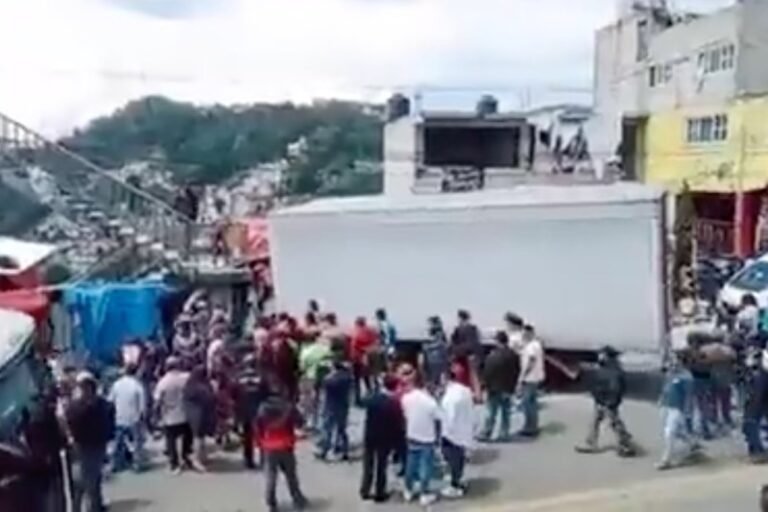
[61,96,384,194]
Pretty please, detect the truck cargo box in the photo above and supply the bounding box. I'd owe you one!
[269,183,667,353]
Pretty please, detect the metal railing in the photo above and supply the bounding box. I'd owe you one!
[0,111,194,277]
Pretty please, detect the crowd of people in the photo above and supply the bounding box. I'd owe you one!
[48,295,551,512]
[22,287,768,512]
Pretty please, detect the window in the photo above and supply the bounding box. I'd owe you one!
[721,44,735,69]
[649,62,673,88]
[714,114,728,140]
[637,19,649,61]
[686,114,728,143]
[687,119,698,142]
[698,43,736,74]
[663,63,673,82]
[731,262,768,292]
[698,52,707,69]
[709,48,721,72]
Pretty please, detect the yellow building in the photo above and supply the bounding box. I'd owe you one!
[591,1,768,256]
[643,97,768,255]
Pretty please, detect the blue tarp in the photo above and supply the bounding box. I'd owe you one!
[64,281,172,363]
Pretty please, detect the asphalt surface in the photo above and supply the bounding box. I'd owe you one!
[104,394,765,512]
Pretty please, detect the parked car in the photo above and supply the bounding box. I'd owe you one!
[719,254,768,312]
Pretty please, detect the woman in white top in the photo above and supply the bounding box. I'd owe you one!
[440,363,474,498]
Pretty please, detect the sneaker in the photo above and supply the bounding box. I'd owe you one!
[403,490,416,503]
[574,444,599,454]
[419,493,438,506]
[440,486,465,499]
[655,461,674,471]
[170,466,182,475]
[373,493,391,503]
[617,445,638,458]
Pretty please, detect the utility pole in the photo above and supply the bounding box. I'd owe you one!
[735,100,747,257]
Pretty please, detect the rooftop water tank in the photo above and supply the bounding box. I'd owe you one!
[476,95,498,116]
[386,94,410,122]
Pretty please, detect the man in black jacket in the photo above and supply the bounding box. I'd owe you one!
[66,372,115,512]
[233,354,269,469]
[575,346,636,457]
[479,331,520,442]
[359,375,405,503]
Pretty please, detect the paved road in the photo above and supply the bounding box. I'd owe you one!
[105,395,762,512]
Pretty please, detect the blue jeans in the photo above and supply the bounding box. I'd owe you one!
[72,446,105,512]
[317,407,349,458]
[660,407,695,465]
[520,382,540,433]
[112,423,145,472]
[481,392,512,439]
[691,378,714,438]
[743,416,766,456]
[404,441,435,494]
[441,438,466,488]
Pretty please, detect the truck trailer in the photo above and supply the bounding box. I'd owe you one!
[268,183,668,355]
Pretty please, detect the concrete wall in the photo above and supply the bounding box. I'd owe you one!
[383,117,417,196]
[646,5,740,112]
[736,0,768,96]
[591,14,655,166]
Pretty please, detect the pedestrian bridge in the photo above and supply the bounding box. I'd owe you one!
[0,111,194,280]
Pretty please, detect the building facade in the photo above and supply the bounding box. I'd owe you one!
[384,95,604,196]
[592,0,768,255]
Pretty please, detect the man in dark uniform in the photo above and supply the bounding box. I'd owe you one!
[575,345,636,457]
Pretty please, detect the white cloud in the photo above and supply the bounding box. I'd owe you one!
[0,0,734,136]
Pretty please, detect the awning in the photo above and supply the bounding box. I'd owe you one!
[0,289,50,324]
[0,237,57,276]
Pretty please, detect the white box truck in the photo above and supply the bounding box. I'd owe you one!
[268,183,668,354]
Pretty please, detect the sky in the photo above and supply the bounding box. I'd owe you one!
[0,0,733,136]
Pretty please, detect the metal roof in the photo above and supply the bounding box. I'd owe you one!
[271,183,665,217]
[0,237,58,276]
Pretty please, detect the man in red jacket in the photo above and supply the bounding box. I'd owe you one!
[350,316,379,405]
[257,380,308,512]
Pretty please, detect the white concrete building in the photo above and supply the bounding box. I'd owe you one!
[590,0,768,179]
[384,95,536,196]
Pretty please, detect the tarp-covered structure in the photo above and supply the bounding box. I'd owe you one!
[63,280,177,363]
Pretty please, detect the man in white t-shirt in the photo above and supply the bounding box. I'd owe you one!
[400,366,441,506]
[518,325,545,437]
[109,365,147,472]
[504,312,525,353]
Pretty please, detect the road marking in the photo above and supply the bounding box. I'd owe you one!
[472,464,767,512]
